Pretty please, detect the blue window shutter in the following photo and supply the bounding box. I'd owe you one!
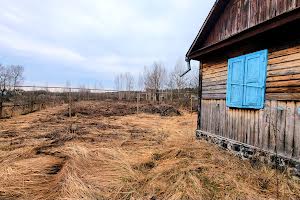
[226,56,245,108]
[243,50,268,109]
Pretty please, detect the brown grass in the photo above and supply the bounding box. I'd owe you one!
[0,101,299,200]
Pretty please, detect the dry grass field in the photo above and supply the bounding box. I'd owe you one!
[0,101,299,200]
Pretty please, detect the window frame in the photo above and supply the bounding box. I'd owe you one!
[226,49,268,109]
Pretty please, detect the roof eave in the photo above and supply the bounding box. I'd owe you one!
[186,0,230,59]
[188,7,300,61]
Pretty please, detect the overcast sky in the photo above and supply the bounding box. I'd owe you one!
[0,0,215,89]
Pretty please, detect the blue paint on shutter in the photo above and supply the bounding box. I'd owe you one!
[243,50,268,109]
[226,56,245,108]
[226,49,268,109]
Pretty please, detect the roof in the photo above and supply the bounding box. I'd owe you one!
[187,0,300,60]
[186,0,229,59]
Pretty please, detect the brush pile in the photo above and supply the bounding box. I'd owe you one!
[63,101,181,117]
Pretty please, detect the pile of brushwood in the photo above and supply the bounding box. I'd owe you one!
[63,101,181,117]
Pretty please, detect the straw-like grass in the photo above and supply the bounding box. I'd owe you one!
[0,101,299,200]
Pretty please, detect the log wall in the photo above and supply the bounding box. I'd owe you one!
[203,0,300,47]
[200,40,300,160]
[200,99,300,159]
[202,44,300,100]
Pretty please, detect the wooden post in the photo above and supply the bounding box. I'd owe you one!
[197,62,203,130]
[190,93,193,114]
[0,100,2,119]
[68,88,72,118]
[137,92,140,114]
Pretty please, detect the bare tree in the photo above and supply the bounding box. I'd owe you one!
[10,65,24,89]
[123,72,134,100]
[171,60,188,93]
[0,64,24,118]
[188,67,199,90]
[166,70,175,102]
[124,72,134,92]
[0,65,8,117]
[114,75,121,91]
[137,72,144,91]
[144,62,166,101]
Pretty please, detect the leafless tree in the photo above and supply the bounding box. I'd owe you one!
[114,75,121,91]
[144,62,166,101]
[124,72,134,92]
[123,72,134,100]
[0,64,24,118]
[171,60,188,93]
[137,72,144,91]
[188,67,199,90]
[10,65,24,90]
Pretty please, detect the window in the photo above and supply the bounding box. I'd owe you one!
[226,50,268,109]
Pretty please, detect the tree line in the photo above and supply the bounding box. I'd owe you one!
[114,60,199,93]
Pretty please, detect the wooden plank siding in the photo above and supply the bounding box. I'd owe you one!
[200,99,300,158]
[202,44,300,100]
[202,0,300,47]
[200,43,300,159]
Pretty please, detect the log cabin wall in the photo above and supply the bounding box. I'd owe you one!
[202,0,300,47]
[202,44,300,100]
[200,42,300,159]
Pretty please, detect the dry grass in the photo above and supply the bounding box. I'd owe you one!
[0,101,299,200]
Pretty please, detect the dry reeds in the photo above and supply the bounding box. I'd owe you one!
[0,102,299,200]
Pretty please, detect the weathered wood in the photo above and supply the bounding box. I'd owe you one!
[267,74,300,82]
[258,107,264,149]
[269,101,278,152]
[233,109,238,141]
[202,89,227,94]
[285,101,295,157]
[269,45,300,59]
[204,100,208,132]
[203,71,227,79]
[268,59,300,71]
[202,84,227,91]
[220,100,226,137]
[199,99,300,160]
[269,52,300,64]
[267,67,300,77]
[201,43,300,101]
[254,110,259,147]
[196,0,299,48]
[266,87,300,93]
[224,105,228,138]
[228,109,233,140]
[216,101,221,134]
[205,100,209,132]
[241,108,246,143]
[201,101,206,130]
[208,100,212,133]
[263,101,271,150]
[203,92,300,101]
[202,94,226,100]
[251,110,256,146]
[276,101,287,155]
[202,64,227,73]
[294,102,300,159]
[266,93,300,100]
[202,79,227,86]
[246,110,251,145]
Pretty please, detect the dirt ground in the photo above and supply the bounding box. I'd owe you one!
[0,101,299,200]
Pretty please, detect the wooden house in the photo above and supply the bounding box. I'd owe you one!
[186,0,300,163]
